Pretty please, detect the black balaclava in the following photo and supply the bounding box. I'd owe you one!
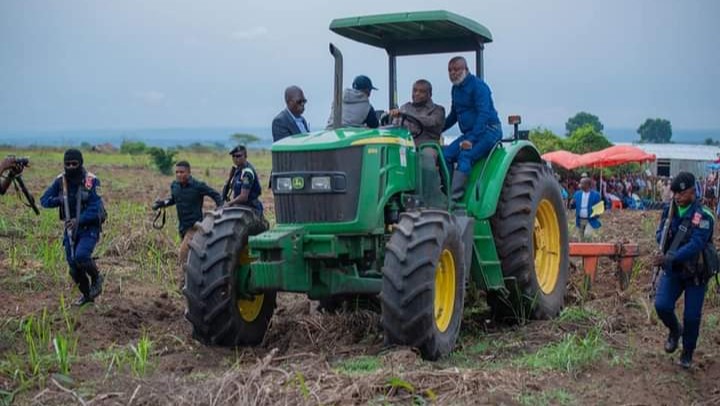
[63,148,85,184]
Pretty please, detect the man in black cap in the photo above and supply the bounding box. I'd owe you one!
[222,145,264,216]
[653,171,715,368]
[327,74,379,129]
[40,149,106,306]
[153,161,223,263]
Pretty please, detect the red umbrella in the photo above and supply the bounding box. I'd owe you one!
[541,150,584,170]
[577,145,655,168]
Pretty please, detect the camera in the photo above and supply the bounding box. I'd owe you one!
[15,157,30,167]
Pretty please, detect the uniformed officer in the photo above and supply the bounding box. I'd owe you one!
[40,149,105,306]
[153,160,223,262]
[223,146,264,216]
[653,171,714,368]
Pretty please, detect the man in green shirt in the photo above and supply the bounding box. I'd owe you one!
[153,161,223,262]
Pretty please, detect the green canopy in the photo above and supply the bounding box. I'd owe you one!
[329,10,492,56]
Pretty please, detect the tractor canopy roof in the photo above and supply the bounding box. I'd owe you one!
[329,10,492,56]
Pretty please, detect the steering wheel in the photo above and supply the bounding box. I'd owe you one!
[398,112,425,138]
[380,112,425,138]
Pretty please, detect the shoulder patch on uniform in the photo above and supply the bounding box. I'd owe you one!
[699,219,711,229]
[692,212,702,226]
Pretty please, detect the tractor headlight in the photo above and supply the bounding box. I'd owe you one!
[311,176,332,191]
[276,177,292,192]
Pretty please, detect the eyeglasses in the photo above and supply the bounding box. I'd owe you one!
[295,99,308,105]
[64,161,80,168]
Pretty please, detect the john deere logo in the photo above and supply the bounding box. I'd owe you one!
[292,177,305,190]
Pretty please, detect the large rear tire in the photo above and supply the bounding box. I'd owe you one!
[381,210,466,360]
[183,207,275,346]
[489,162,569,322]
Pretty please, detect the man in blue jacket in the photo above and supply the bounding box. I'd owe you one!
[41,149,105,306]
[653,171,714,369]
[443,56,502,201]
[571,177,602,241]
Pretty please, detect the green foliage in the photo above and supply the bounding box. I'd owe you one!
[130,332,153,377]
[564,124,613,154]
[566,112,603,136]
[529,127,564,154]
[334,355,382,375]
[557,306,602,323]
[230,132,260,146]
[704,137,720,146]
[120,139,148,155]
[638,118,672,143]
[515,327,607,375]
[517,388,575,406]
[147,147,177,175]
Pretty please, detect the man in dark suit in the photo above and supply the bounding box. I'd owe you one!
[272,86,309,142]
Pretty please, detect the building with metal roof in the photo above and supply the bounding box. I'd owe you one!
[618,143,720,178]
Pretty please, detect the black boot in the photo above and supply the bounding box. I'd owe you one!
[451,172,468,201]
[664,328,682,353]
[90,273,104,299]
[73,294,94,307]
[678,349,693,369]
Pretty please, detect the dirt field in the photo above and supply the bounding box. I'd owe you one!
[1,149,719,405]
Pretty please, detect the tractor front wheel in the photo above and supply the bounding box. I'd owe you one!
[489,162,569,322]
[183,207,276,346]
[381,210,466,360]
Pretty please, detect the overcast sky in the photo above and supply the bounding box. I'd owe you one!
[1,0,718,132]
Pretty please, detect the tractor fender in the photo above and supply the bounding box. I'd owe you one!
[453,214,475,280]
[465,140,542,220]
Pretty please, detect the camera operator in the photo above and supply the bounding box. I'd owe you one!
[0,156,25,195]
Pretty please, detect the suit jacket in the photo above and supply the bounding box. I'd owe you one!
[571,189,602,228]
[272,109,308,142]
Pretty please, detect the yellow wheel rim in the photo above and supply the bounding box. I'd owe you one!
[236,246,263,322]
[533,199,561,294]
[237,294,264,322]
[434,249,456,333]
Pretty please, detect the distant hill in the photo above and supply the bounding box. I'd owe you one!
[542,126,719,145]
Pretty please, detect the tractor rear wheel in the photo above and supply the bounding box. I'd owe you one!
[184,207,275,346]
[489,162,569,322]
[381,210,466,360]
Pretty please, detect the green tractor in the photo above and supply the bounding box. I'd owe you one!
[184,10,569,360]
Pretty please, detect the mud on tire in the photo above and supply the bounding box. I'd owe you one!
[183,207,275,346]
[381,210,466,360]
[489,162,569,322]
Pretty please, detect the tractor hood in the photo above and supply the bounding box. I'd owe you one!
[271,127,415,152]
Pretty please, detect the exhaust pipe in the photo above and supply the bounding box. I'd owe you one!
[329,43,343,129]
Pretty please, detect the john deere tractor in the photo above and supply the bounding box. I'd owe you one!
[184,10,568,360]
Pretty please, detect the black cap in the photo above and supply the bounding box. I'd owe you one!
[63,148,83,165]
[671,171,695,193]
[229,145,246,155]
[352,75,378,91]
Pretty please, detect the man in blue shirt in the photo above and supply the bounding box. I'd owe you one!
[653,171,715,369]
[570,177,602,241]
[443,56,502,201]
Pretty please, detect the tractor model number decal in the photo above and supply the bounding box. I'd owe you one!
[399,147,407,167]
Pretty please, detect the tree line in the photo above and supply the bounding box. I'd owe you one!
[531,112,677,155]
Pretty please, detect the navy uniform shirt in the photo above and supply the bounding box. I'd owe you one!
[40,171,104,229]
[232,162,263,213]
[168,177,222,236]
[656,200,715,273]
